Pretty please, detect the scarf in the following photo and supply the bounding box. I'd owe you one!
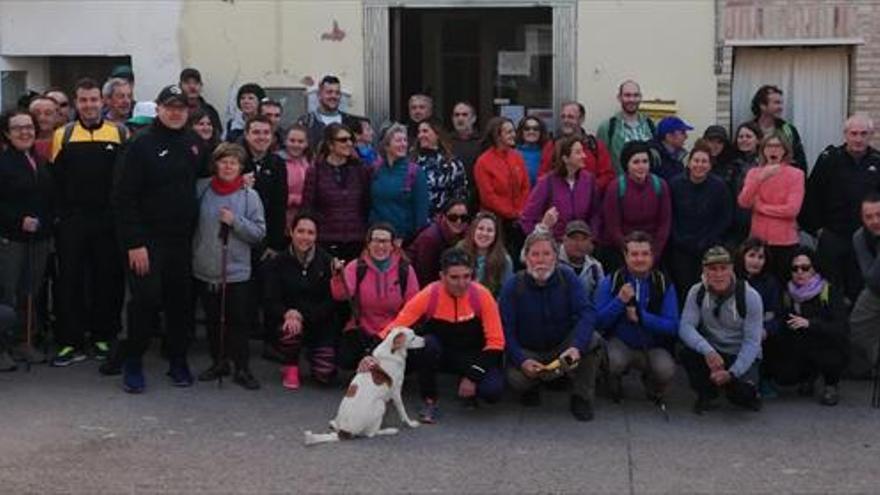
[210,176,243,196]
[788,274,826,304]
[371,256,391,273]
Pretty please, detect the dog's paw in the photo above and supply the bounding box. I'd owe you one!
[406,420,420,428]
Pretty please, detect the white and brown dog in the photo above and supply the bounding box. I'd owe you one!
[304,327,424,446]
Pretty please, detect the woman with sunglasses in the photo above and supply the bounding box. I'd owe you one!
[301,123,371,261]
[520,135,602,243]
[331,223,419,371]
[0,110,54,367]
[764,247,848,406]
[458,212,513,296]
[409,199,470,286]
[414,120,467,217]
[737,134,805,282]
[369,123,429,244]
[515,116,549,188]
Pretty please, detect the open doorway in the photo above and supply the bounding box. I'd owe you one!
[390,7,552,130]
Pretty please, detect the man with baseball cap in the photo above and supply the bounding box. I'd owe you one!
[679,245,764,414]
[179,67,222,137]
[557,220,605,300]
[113,84,208,393]
[650,116,693,181]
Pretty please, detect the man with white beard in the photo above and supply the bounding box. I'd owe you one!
[499,231,601,421]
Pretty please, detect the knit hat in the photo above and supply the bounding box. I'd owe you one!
[702,246,733,266]
[236,83,266,107]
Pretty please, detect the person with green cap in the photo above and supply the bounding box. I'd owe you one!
[679,245,764,414]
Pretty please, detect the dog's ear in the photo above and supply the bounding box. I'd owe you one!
[391,332,407,353]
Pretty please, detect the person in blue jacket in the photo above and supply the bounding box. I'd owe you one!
[595,230,679,404]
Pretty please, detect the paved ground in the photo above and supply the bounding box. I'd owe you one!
[2,343,880,494]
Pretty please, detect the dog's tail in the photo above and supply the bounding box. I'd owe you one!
[304,430,340,446]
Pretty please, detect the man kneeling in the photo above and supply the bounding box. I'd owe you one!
[501,231,600,421]
[680,246,763,414]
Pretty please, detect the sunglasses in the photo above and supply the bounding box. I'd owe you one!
[791,264,813,273]
[334,135,353,143]
[446,213,470,223]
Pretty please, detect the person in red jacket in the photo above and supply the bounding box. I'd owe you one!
[536,101,614,191]
[474,117,530,263]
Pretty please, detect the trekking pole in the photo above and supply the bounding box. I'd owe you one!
[24,239,36,373]
[218,223,231,389]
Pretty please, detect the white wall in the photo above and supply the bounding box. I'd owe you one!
[0,0,183,102]
[577,0,717,136]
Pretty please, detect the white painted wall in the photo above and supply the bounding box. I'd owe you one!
[0,0,183,103]
[577,0,717,136]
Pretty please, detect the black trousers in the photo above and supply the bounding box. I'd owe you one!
[55,213,124,348]
[680,347,760,408]
[123,237,193,362]
[817,230,863,303]
[197,280,250,369]
[668,247,702,306]
[763,330,848,386]
[767,244,798,285]
[337,329,381,371]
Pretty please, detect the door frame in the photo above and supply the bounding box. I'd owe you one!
[363,0,577,126]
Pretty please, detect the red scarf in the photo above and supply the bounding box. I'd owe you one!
[210,176,244,195]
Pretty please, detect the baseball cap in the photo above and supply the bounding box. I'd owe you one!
[127,101,157,126]
[564,220,592,238]
[656,116,694,139]
[702,246,732,266]
[179,67,202,84]
[155,85,187,106]
[110,65,134,82]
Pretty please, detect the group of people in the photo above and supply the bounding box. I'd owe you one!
[2,66,880,423]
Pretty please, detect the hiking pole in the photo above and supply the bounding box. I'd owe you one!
[218,222,231,389]
[24,239,36,373]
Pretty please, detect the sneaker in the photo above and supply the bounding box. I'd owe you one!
[282,365,300,390]
[570,395,594,422]
[0,350,17,372]
[167,359,194,387]
[520,388,542,407]
[418,398,440,424]
[233,368,261,390]
[123,359,145,394]
[51,346,87,367]
[99,359,122,376]
[198,362,230,382]
[12,343,46,364]
[819,385,839,406]
[92,341,111,361]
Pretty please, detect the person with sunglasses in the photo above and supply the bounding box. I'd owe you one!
[763,247,848,406]
[515,116,549,188]
[408,199,470,286]
[679,246,764,414]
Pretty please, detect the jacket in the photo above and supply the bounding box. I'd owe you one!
[753,117,807,173]
[602,175,672,255]
[853,227,880,296]
[295,110,360,154]
[474,147,530,220]
[649,140,686,182]
[594,270,679,350]
[0,148,54,241]
[520,170,602,242]
[669,174,732,255]
[536,137,615,191]
[737,163,804,246]
[416,149,468,216]
[369,158,429,241]
[407,221,463,286]
[596,112,655,176]
[330,253,420,337]
[243,149,288,251]
[113,121,204,249]
[499,266,595,367]
[192,180,266,284]
[746,272,782,335]
[301,157,371,244]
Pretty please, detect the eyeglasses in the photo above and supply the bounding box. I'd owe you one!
[9,124,35,132]
[370,237,392,245]
[334,135,353,143]
[446,213,470,223]
[791,264,813,273]
[523,126,541,132]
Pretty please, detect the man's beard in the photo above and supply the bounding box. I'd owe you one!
[527,267,553,283]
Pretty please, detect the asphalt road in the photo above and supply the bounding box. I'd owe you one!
[2,344,879,494]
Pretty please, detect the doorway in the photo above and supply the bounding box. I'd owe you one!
[390,7,552,129]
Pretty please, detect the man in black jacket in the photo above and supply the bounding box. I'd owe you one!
[295,75,359,153]
[113,84,206,393]
[179,67,222,137]
[749,85,807,172]
[800,115,880,302]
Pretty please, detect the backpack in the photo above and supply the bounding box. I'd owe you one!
[610,269,667,316]
[423,282,483,323]
[695,279,747,324]
[352,257,411,321]
[616,174,662,198]
[606,116,656,146]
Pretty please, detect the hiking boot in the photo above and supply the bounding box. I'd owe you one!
[819,385,839,406]
[520,388,542,407]
[233,368,261,390]
[12,343,46,364]
[418,398,440,424]
[282,365,300,390]
[167,359,194,387]
[50,346,86,367]
[92,341,111,361]
[570,395,594,422]
[797,380,815,397]
[123,359,145,394]
[0,350,17,372]
[198,362,231,382]
[693,395,720,415]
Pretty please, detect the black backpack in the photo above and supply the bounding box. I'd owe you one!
[610,269,667,316]
[353,257,411,319]
[695,279,747,324]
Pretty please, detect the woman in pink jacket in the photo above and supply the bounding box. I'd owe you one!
[330,223,419,370]
[737,134,805,281]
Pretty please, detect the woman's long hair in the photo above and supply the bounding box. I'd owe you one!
[460,211,508,293]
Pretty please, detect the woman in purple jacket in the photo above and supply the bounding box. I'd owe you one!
[520,135,602,241]
[301,123,371,261]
